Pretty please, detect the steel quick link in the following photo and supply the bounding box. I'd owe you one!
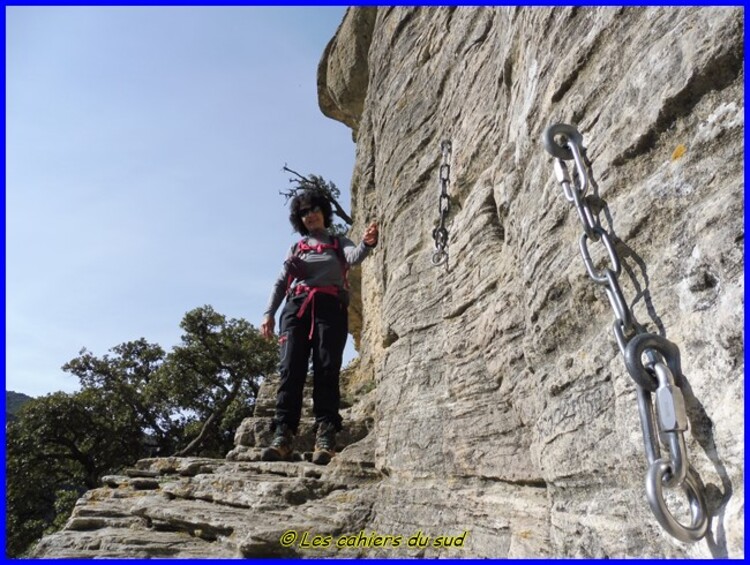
[543,123,708,542]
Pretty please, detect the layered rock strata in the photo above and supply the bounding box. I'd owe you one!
[322,5,744,558]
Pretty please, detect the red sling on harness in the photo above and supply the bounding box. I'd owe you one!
[296,239,338,255]
[294,285,340,339]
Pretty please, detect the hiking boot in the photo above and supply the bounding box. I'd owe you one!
[261,423,294,462]
[312,422,337,466]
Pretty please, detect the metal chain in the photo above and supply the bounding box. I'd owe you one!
[543,123,708,543]
[431,140,452,266]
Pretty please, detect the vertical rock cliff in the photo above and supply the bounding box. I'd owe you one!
[320,5,743,558]
[31,6,743,558]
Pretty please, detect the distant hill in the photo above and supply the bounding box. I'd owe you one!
[6,391,34,421]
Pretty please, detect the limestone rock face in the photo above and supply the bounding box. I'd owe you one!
[30,6,743,559]
[317,7,377,137]
[333,5,743,558]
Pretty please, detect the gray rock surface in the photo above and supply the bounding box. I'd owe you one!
[336,5,743,558]
[31,6,743,559]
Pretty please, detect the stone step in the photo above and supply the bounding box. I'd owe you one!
[230,415,370,458]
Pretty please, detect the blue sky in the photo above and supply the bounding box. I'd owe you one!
[6,6,358,397]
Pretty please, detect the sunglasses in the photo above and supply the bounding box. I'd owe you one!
[299,205,321,218]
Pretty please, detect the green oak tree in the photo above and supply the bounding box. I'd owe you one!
[159,305,278,456]
[5,306,278,556]
[62,339,180,455]
[6,390,135,556]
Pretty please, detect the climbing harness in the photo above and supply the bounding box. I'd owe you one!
[431,140,452,266]
[285,236,350,340]
[542,123,708,543]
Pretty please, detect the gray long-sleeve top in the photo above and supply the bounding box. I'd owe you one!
[263,231,372,319]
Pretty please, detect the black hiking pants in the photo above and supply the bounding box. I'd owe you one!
[274,292,347,433]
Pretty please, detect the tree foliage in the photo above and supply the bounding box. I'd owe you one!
[160,305,278,456]
[62,339,178,456]
[5,305,278,556]
[6,391,119,555]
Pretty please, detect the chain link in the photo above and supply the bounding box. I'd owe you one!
[543,123,708,542]
[432,140,452,266]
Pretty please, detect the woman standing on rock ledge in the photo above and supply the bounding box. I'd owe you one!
[260,190,378,465]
